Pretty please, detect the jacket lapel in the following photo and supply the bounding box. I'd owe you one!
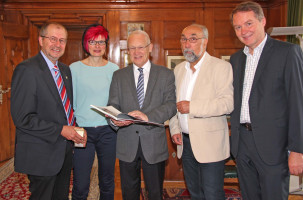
[127,65,140,108]
[142,63,157,109]
[251,36,274,92]
[37,53,62,104]
[238,53,246,100]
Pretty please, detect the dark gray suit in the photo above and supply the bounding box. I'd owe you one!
[230,36,303,199]
[108,62,176,199]
[11,52,73,199]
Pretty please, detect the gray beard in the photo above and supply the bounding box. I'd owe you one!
[183,49,201,63]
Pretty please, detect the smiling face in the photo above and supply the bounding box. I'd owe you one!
[39,24,67,64]
[232,11,266,53]
[87,35,106,57]
[128,32,153,68]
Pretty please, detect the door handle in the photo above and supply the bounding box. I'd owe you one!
[0,85,11,104]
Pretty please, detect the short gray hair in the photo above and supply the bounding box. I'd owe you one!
[188,24,209,39]
[39,22,68,38]
[127,30,151,46]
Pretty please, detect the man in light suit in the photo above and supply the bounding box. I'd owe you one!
[108,30,176,200]
[11,23,86,200]
[169,24,233,200]
[230,1,303,199]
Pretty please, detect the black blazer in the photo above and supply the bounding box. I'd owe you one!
[11,52,73,176]
[230,36,303,165]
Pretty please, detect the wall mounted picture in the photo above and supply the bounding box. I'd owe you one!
[167,55,186,70]
[127,23,145,36]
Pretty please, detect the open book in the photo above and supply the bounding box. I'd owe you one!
[90,105,164,127]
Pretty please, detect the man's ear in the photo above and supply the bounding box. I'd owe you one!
[149,43,153,53]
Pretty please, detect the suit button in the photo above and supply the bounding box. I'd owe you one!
[136,131,139,134]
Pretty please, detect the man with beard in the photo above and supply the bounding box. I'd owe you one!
[169,24,233,200]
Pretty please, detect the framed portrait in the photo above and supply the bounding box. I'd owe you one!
[127,23,145,36]
[221,55,230,62]
[124,53,132,67]
[167,55,186,70]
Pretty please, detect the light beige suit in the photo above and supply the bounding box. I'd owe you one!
[169,52,233,163]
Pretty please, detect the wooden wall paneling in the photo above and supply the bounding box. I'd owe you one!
[28,23,40,58]
[213,8,243,58]
[266,1,288,41]
[107,11,121,66]
[120,9,197,22]
[60,28,85,66]
[150,21,164,65]
[204,8,215,56]
[195,8,204,25]
[0,22,29,162]
[163,21,194,50]
[165,128,184,181]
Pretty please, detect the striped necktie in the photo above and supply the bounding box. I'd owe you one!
[137,68,144,108]
[53,65,75,126]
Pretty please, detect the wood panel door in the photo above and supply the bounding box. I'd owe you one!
[0,22,29,162]
[60,28,86,66]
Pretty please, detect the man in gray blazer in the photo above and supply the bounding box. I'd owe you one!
[108,30,176,200]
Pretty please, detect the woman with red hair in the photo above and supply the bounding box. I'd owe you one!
[70,24,119,200]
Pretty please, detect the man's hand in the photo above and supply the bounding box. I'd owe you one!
[289,151,303,175]
[111,118,133,127]
[172,133,182,145]
[61,126,86,145]
[177,101,190,114]
[128,110,148,121]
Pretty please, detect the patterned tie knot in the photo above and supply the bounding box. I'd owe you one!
[138,68,143,73]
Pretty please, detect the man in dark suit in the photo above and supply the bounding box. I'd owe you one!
[108,30,176,200]
[11,22,87,200]
[230,1,303,200]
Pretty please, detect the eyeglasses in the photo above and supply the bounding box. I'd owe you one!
[41,36,67,45]
[180,37,203,43]
[88,40,106,46]
[128,43,150,52]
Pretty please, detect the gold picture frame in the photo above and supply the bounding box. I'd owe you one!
[127,23,145,36]
[221,55,230,62]
[167,55,186,70]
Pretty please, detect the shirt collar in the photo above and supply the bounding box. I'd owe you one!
[243,34,267,56]
[40,50,58,71]
[133,60,151,73]
[185,51,207,71]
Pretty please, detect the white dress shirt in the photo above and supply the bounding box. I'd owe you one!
[178,53,206,134]
[133,60,151,95]
[240,34,267,123]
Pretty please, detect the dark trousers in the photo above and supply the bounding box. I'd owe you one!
[236,125,289,200]
[182,133,225,200]
[72,126,117,200]
[119,141,165,200]
[28,141,73,200]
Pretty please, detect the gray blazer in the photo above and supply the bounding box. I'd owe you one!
[108,62,176,164]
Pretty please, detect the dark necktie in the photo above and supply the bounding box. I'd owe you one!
[53,65,75,126]
[137,68,144,108]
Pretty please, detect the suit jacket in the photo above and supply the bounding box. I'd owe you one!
[230,36,303,165]
[169,52,234,163]
[11,52,73,176]
[108,62,176,164]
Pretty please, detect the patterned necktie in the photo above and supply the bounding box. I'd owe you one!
[137,68,144,108]
[53,65,75,126]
